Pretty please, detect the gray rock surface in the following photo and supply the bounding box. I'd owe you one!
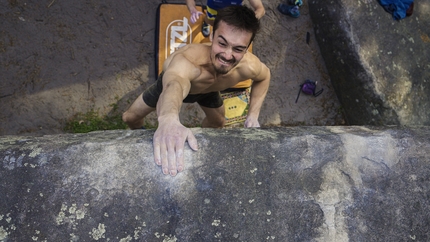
[309,0,430,125]
[1,127,430,241]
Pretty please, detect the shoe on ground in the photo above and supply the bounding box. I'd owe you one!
[277,4,300,18]
[288,0,303,7]
[202,22,210,38]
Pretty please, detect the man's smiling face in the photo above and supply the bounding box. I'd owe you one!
[210,21,253,75]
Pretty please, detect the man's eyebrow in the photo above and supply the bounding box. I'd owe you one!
[218,35,247,49]
[218,35,228,43]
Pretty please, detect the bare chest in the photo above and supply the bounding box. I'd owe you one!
[189,72,243,94]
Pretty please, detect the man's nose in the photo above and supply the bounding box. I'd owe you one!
[224,48,233,60]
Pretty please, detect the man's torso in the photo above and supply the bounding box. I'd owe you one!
[162,44,257,94]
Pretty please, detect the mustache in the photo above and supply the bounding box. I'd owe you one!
[215,53,235,64]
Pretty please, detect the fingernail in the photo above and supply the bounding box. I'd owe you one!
[178,166,183,172]
[163,168,169,174]
[170,170,177,176]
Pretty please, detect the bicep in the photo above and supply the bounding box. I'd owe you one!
[162,72,191,99]
[251,61,270,83]
[162,55,200,98]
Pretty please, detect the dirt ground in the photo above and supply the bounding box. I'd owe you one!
[0,0,344,136]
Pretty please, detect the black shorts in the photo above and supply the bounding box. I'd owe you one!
[142,73,224,108]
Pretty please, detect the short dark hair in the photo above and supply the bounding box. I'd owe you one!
[213,5,260,46]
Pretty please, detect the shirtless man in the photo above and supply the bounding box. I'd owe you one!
[122,6,271,176]
[186,0,265,37]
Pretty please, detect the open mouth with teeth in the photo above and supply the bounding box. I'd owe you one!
[217,54,235,66]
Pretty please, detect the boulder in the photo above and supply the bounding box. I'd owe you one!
[1,127,430,241]
[309,0,430,125]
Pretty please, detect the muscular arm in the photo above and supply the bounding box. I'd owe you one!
[153,54,200,176]
[156,71,190,121]
[248,0,266,19]
[245,59,271,127]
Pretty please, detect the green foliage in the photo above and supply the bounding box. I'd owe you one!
[64,108,127,133]
[142,121,158,130]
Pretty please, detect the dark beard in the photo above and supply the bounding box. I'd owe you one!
[213,54,236,74]
[213,64,229,75]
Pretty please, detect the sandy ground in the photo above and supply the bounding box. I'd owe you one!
[0,0,344,136]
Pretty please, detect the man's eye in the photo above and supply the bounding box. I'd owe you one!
[234,48,245,53]
[219,42,226,46]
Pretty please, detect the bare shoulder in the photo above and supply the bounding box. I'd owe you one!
[174,43,210,58]
[238,52,269,79]
[163,44,211,81]
[164,44,211,69]
[178,44,211,64]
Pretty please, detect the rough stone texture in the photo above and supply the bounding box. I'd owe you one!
[1,126,430,241]
[309,0,430,125]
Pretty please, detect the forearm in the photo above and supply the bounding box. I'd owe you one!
[248,76,270,120]
[248,0,266,19]
[254,7,265,19]
[156,82,186,123]
[185,0,197,12]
